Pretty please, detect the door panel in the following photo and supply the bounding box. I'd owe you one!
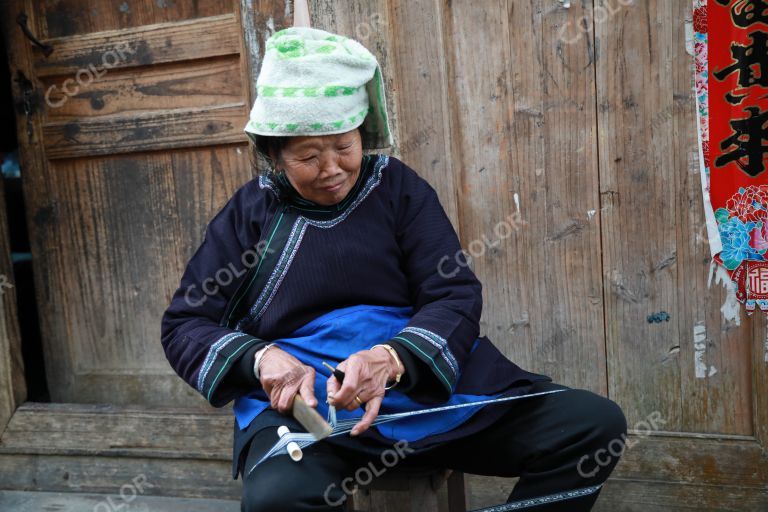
[41,1,233,39]
[9,0,255,407]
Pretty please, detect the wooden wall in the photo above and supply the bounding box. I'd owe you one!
[310,0,767,507]
[313,0,764,429]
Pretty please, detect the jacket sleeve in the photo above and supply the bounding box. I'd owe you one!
[384,161,483,403]
[160,180,272,408]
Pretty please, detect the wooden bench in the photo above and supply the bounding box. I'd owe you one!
[344,469,467,512]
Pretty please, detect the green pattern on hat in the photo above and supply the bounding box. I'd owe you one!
[244,26,392,149]
[259,84,347,98]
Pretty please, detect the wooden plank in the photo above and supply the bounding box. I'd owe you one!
[38,0,233,39]
[595,480,768,511]
[597,0,683,428]
[4,1,259,407]
[0,169,25,434]
[239,1,291,105]
[387,0,459,224]
[464,433,766,508]
[1,0,89,412]
[42,103,248,159]
[42,55,245,120]
[595,0,754,435]
[469,469,767,511]
[5,404,764,505]
[750,311,768,446]
[34,14,241,77]
[611,433,767,488]
[349,477,441,512]
[443,0,605,393]
[0,454,241,500]
[0,490,239,512]
[0,403,233,459]
[0,0,40,435]
[30,145,252,406]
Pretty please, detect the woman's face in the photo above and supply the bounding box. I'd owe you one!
[274,129,363,206]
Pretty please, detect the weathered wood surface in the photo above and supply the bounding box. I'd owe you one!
[0,402,233,458]
[0,0,766,509]
[5,1,256,407]
[348,469,464,512]
[0,490,240,512]
[445,0,607,394]
[39,1,233,39]
[0,453,242,499]
[0,0,34,436]
[0,169,25,435]
[595,0,761,436]
[468,476,768,511]
[34,14,242,77]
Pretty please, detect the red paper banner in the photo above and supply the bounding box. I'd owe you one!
[695,0,768,315]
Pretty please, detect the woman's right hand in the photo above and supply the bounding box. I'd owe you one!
[257,346,318,414]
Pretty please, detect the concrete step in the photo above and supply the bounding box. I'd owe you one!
[0,490,240,511]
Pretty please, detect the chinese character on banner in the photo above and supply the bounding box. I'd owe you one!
[695,0,768,315]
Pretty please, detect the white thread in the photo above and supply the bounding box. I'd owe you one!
[247,388,567,475]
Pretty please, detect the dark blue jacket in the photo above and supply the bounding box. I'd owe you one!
[160,154,549,477]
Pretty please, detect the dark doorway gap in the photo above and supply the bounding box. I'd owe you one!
[1,34,49,403]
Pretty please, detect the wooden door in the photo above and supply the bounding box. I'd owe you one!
[593,1,767,508]
[2,0,257,407]
[0,0,272,499]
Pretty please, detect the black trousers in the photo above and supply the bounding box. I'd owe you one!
[240,382,627,511]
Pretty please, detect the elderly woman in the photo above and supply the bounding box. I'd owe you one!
[161,26,626,511]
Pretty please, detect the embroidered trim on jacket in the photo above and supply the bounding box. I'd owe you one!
[401,326,459,377]
[237,216,309,328]
[197,332,245,392]
[391,335,453,391]
[258,174,279,195]
[234,155,389,328]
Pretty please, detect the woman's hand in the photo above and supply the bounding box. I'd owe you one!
[258,347,318,414]
[327,346,402,436]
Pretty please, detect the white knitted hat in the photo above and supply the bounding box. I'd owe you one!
[244,27,393,149]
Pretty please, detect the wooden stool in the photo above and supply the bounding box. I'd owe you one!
[345,469,467,512]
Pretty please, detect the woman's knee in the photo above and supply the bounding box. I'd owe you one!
[559,390,628,483]
[569,389,628,448]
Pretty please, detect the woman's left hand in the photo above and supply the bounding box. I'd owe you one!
[327,347,400,436]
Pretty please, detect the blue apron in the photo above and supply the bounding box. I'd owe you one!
[233,304,501,442]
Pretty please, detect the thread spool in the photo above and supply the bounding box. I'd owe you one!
[277,425,303,462]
